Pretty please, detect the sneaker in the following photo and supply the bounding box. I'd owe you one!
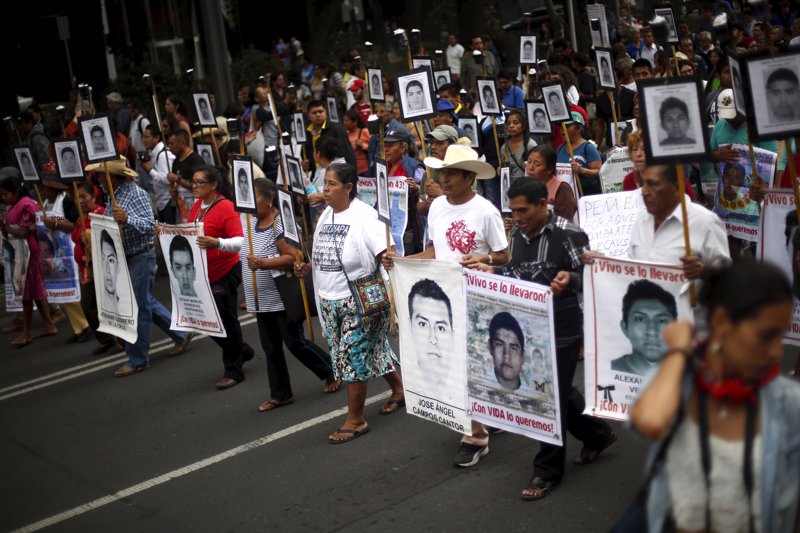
[453,443,489,468]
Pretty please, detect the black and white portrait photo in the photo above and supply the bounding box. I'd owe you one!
[79,115,119,163]
[639,78,708,163]
[326,96,339,123]
[168,235,198,298]
[368,68,384,101]
[519,36,537,65]
[292,112,307,143]
[458,118,480,148]
[654,5,679,44]
[231,156,256,213]
[396,67,436,122]
[728,54,748,118]
[277,189,300,247]
[196,143,214,166]
[525,101,550,134]
[745,51,800,139]
[412,56,433,74]
[500,166,511,214]
[13,147,40,182]
[192,92,216,127]
[477,78,501,116]
[434,69,451,91]
[286,156,305,196]
[595,48,616,90]
[53,140,84,180]
[98,228,133,317]
[541,82,570,123]
[375,158,390,224]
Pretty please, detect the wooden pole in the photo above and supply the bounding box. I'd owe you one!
[209,128,222,166]
[561,123,584,197]
[234,122,259,311]
[743,122,764,194]
[676,163,697,306]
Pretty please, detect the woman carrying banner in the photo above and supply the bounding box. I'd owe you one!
[500,110,537,179]
[188,166,255,389]
[0,177,58,346]
[524,145,577,221]
[241,178,339,412]
[626,262,800,533]
[294,162,405,444]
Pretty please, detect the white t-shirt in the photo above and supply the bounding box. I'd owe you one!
[446,43,465,75]
[312,198,392,299]
[427,194,508,263]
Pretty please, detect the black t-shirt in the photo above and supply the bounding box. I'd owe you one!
[172,151,206,183]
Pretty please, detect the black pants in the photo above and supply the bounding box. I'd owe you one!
[80,279,113,346]
[533,338,612,482]
[211,264,254,381]
[256,311,333,401]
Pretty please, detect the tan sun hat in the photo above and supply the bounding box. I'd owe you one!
[85,156,138,178]
[423,144,496,180]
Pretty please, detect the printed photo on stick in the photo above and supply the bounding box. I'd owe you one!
[53,140,84,180]
[519,36,537,64]
[326,96,339,123]
[525,101,550,134]
[595,48,616,90]
[744,50,800,139]
[654,5,679,43]
[458,118,480,148]
[541,82,570,123]
[79,115,119,164]
[285,155,305,196]
[231,156,256,214]
[13,146,40,182]
[375,157,390,224]
[195,143,214,166]
[587,4,610,47]
[638,78,709,164]
[500,166,511,213]
[477,77,501,116]
[396,67,437,122]
[412,56,433,74]
[727,53,747,118]
[293,112,307,143]
[368,68,384,102]
[192,92,216,127]
[434,69,451,91]
[277,189,300,248]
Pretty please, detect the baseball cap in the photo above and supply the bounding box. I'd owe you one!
[106,92,123,103]
[427,125,458,143]
[717,89,737,120]
[436,99,456,112]
[564,111,586,126]
[383,128,408,143]
[348,79,365,92]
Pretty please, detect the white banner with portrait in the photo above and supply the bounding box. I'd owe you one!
[465,270,562,445]
[357,176,409,256]
[579,189,643,258]
[758,190,800,345]
[584,257,693,421]
[157,223,226,337]
[390,258,471,434]
[89,214,138,344]
[2,234,28,312]
[35,213,80,303]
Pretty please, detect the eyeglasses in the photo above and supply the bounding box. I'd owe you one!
[191,180,211,187]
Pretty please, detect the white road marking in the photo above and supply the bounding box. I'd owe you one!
[11,390,390,533]
[0,316,257,402]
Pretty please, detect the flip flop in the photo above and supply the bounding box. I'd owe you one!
[323,377,342,394]
[379,398,406,415]
[521,476,559,501]
[257,398,295,412]
[328,426,370,444]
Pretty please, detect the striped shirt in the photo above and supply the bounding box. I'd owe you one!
[240,213,287,313]
[495,213,588,347]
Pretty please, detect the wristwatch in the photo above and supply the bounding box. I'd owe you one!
[487,255,493,265]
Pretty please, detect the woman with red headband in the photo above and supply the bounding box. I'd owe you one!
[626,262,800,533]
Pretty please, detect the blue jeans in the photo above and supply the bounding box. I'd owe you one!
[126,250,186,367]
[480,176,501,211]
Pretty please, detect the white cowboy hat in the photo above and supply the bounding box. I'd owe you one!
[423,144,496,180]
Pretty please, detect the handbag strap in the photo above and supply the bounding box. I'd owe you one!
[331,212,352,285]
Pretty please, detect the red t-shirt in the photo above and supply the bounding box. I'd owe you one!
[188,195,243,282]
[779,153,800,188]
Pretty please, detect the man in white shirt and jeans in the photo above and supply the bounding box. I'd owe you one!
[383,144,509,468]
[139,124,177,223]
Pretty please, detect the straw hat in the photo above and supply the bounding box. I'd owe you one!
[423,144,495,180]
[192,117,230,144]
[85,156,138,178]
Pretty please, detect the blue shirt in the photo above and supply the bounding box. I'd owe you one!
[501,85,525,110]
[556,140,603,196]
[104,181,155,256]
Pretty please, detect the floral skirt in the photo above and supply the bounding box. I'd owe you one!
[319,295,397,383]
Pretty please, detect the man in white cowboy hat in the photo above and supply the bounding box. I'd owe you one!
[89,157,192,377]
[383,143,509,468]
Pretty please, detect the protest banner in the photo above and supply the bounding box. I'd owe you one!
[599,146,634,194]
[584,257,692,421]
[390,258,471,434]
[464,269,562,445]
[2,234,28,312]
[35,213,80,303]
[713,144,776,242]
[89,213,138,344]
[157,223,226,337]
[357,176,409,256]
[579,189,643,258]
[758,190,800,345]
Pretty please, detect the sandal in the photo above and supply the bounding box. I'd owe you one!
[328,425,370,444]
[521,476,558,501]
[323,376,342,394]
[379,398,406,415]
[11,336,32,347]
[257,398,295,412]
[574,432,618,465]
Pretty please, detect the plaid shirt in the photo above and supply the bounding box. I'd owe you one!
[105,181,155,256]
[495,213,588,347]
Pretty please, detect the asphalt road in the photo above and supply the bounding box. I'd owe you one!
[3,271,793,532]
